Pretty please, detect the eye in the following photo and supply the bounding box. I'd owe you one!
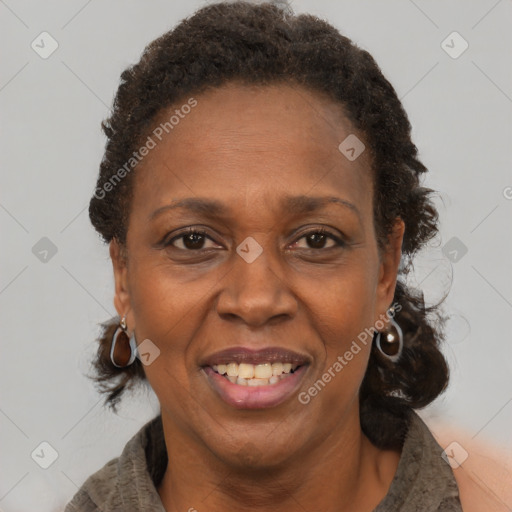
[291,228,345,250]
[165,228,222,251]
[164,227,345,252]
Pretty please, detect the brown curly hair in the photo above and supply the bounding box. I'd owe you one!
[87,0,450,445]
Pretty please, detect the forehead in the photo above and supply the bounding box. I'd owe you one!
[132,83,373,222]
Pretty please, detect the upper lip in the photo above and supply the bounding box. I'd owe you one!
[200,346,311,366]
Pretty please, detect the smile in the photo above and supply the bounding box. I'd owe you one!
[200,346,310,409]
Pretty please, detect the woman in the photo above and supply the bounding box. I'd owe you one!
[65,1,465,510]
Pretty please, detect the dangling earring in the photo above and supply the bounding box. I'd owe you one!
[110,315,138,368]
[375,311,403,363]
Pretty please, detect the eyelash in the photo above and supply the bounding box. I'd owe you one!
[164,227,345,252]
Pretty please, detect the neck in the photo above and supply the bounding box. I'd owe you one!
[157,405,400,512]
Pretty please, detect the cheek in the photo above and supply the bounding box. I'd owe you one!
[126,262,209,383]
[304,265,376,402]
[308,262,378,346]
[129,256,208,327]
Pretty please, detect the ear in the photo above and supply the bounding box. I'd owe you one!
[110,238,133,327]
[374,217,405,323]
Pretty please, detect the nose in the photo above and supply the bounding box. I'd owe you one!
[216,243,298,328]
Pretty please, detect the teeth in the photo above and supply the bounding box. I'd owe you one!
[238,363,254,379]
[226,362,238,377]
[254,363,272,379]
[212,361,302,385]
[247,378,269,386]
[214,361,299,377]
[271,362,283,376]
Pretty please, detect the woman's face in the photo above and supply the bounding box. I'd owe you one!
[111,82,404,468]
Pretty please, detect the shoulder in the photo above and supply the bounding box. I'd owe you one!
[64,458,119,511]
[64,415,165,511]
[425,418,512,512]
[368,404,463,511]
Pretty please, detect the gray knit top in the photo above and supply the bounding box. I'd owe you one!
[64,408,462,511]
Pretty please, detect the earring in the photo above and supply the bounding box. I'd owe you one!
[375,313,403,363]
[110,315,138,368]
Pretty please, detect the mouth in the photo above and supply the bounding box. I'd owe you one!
[200,346,310,409]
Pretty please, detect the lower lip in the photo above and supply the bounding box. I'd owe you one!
[202,365,308,409]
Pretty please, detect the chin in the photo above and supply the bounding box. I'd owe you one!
[209,430,305,472]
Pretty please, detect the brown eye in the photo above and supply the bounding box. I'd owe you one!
[181,232,206,250]
[166,229,220,251]
[306,232,329,249]
[293,229,344,250]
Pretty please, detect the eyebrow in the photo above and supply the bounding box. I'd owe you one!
[148,195,361,222]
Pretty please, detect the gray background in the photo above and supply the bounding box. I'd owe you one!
[1,0,511,510]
